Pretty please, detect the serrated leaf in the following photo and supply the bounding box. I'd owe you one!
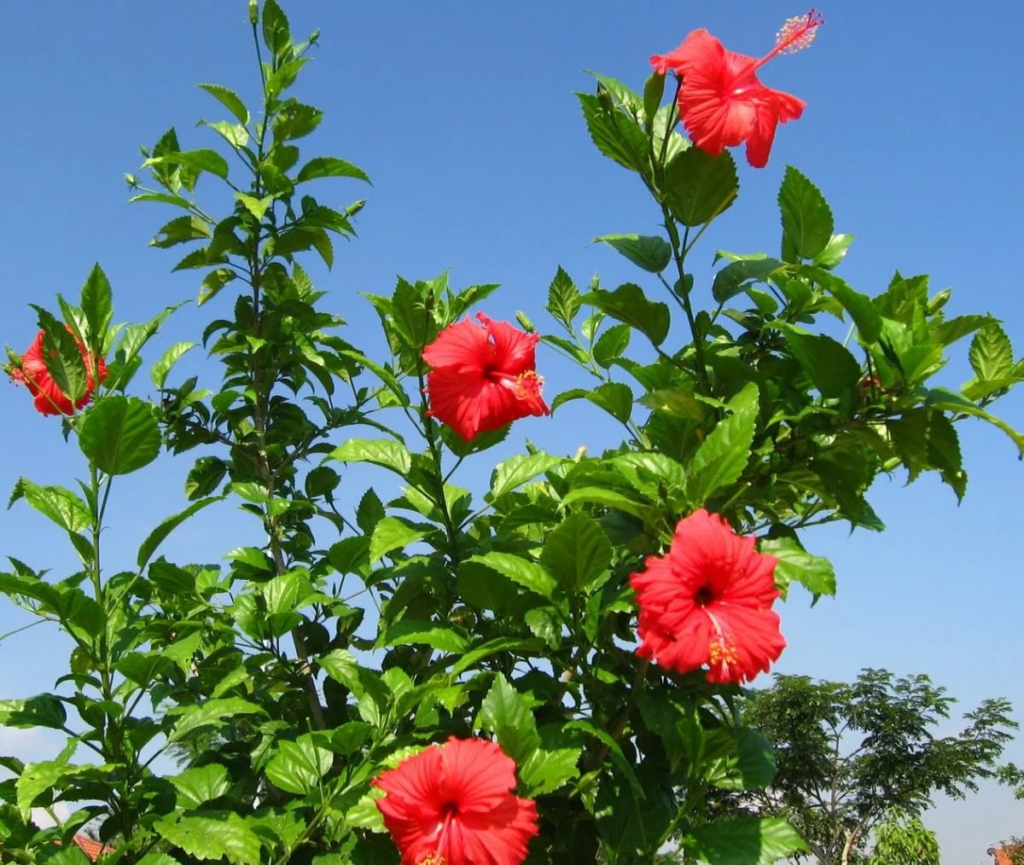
[465,552,557,600]
[540,514,612,592]
[593,324,631,368]
[31,306,88,405]
[8,479,92,535]
[759,535,836,597]
[170,764,231,809]
[266,735,333,795]
[970,323,1015,381]
[198,83,249,124]
[235,192,274,221]
[144,149,230,181]
[689,383,759,504]
[519,747,582,796]
[585,382,634,423]
[137,497,221,568]
[684,817,807,864]
[576,91,649,174]
[330,439,412,478]
[79,396,160,476]
[155,813,261,865]
[711,258,786,304]
[479,674,540,765]
[812,233,854,269]
[166,698,264,743]
[380,620,467,654]
[581,283,671,347]
[665,146,739,226]
[779,324,861,399]
[779,166,833,261]
[295,156,370,184]
[546,266,582,328]
[369,517,426,564]
[595,234,672,273]
[150,342,196,389]
[490,453,562,499]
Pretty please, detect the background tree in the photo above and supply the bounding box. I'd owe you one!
[715,669,1016,865]
[866,810,939,865]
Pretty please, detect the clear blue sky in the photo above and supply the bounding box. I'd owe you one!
[1,3,1022,861]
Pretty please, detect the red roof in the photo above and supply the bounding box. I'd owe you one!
[991,845,1023,865]
[71,835,114,862]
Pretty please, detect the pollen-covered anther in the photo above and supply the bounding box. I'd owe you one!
[514,370,544,400]
[775,8,824,55]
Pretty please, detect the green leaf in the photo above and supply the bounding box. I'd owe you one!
[465,552,557,600]
[926,388,1024,457]
[592,324,631,368]
[0,695,67,729]
[582,283,671,347]
[380,620,467,654]
[812,232,854,269]
[490,453,562,499]
[79,396,160,476]
[449,637,543,677]
[234,192,274,221]
[970,322,1015,381]
[684,817,807,864]
[643,71,666,126]
[144,149,230,181]
[198,83,249,124]
[457,561,520,613]
[664,146,739,226]
[712,258,786,304]
[369,517,427,564]
[166,698,264,744]
[560,487,657,523]
[266,735,333,795]
[170,764,231,809]
[546,266,582,328]
[689,383,759,504]
[576,92,649,174]
[296,156,370,185]
[779,166,834,261]
[150,215,212,249]
[595,234,672,273]
[262,0,291,57]
[639,387,706,422]
[31,305,87,405]
[779,324,861,399]
[519,746,582,796]
[150,341,195,390]
[759,535,836,597]
[8,479,92,535]
[137,497,221,569]
[17,755,72,820]
[585,382,634,423]
[330,439,412,478]
[813,270,882,344]
[704,727,776,792]
[155,813,261,865]
[79,264,113,352]
[541,514,612,593]
[479,674,540,765]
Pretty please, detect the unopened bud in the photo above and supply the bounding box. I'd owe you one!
[927,288,951,314]
[516,311,535,332]
[575,446,587,461]
[248,0,259,25]
[124,173,138,188]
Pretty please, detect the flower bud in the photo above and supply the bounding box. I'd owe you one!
[515,311,535,333]
[248,0,259,25]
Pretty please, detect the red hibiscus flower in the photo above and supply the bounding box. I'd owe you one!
[630,509,785,684]
[422,313,549,441]
[373,736,539,865]
[7,328,108,416]
[651,10,823,168]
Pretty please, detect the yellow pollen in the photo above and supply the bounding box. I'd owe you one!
[775,9,824,55]
[418,857,446,865]
[514,370,544,399]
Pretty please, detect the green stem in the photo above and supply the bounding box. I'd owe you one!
[663,218,711,394]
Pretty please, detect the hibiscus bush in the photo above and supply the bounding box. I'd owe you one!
[1,4,1022,864]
